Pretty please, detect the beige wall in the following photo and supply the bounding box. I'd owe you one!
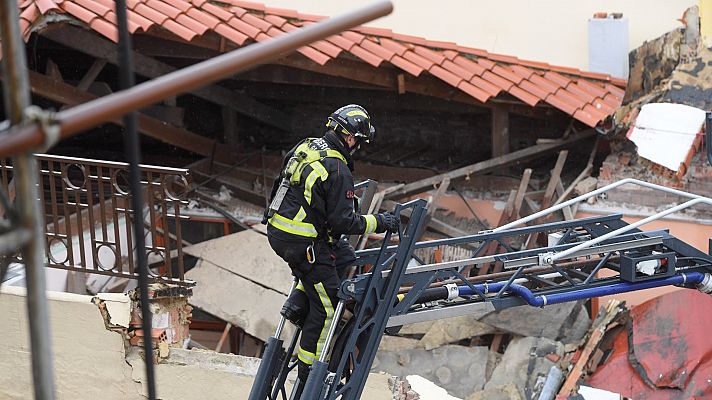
[267,0,696,70]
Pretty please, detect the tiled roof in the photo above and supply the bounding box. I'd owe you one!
[11,0,626,127]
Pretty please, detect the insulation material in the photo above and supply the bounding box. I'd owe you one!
[628,103,705,172]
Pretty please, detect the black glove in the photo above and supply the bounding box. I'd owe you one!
[375,212,399,233]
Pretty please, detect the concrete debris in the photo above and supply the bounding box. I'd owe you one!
[465,383,522,400]
[406,375,459,400]
[373,345,489,399]
[390,375,421,400]
[484,336,565,399]
[380,335,422,352]
[418,315,499,350]
[574,177,598,197]
[479,301,590,343]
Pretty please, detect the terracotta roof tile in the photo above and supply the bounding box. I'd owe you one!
[134,3,168,24]
[389,55,423,76]
[227,16,261,38]
[510,64,534,81]
[170,1,192,13]
[545,92,579,115]
[230,0,265,11]
[550,88,587,110]
[74,0,111,17]
[528,74,559,95]
[146,0,181,19]
[263,14,287,29]
[186,8,219,29]
[508,85,540,106]
[518,79,550,101]
[470,75,501,97]
[486,52,519,64]
[90,17,118,41]
[542,71,571,87]
[241,12,272,32]
[426,40,459,51]
[264,7,298,19]
[451,55,485,76]
[391,33,429,46]
[349,45,384,68]
[458,81,491,103]
[61,2,98,24]
[457,46,489,57]
[359,39,395,62]
[573,80,608,98]
[162,19,198,41]
[413,45,446,64]
[574,107,603,128]
[36,0,59,14]
[378,38,408,56]
[341,31,366,45]
[475,57,496,71]
[326,34,356,51]
[213,22,248,45]
[229,6,247,18]
[175,13,209,36]
[442,50,458,60]
[402,50,435,71]
[356,26,393,37]
[491,65,521,84]
[127,9,153,30]
[14,0,625,128]
[482,71,513,91]
[441,59,475,81]
[201,2,232,21]
[429,65,463,87]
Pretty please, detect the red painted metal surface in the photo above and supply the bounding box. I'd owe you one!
[587,289,712,399]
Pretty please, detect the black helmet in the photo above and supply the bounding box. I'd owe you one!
[326,104,376,144]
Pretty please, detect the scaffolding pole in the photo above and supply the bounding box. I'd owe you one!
[0,1,56,399]
[0,1,394,158]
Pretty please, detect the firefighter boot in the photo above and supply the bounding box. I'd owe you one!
[281,288,308,328]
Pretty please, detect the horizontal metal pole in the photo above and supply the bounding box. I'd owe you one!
[0,1,393,158]
[495,178,708,233]
[548,197,712,264]
[505,236,663,270]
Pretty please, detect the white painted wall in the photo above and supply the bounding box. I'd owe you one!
[267,0,696,70]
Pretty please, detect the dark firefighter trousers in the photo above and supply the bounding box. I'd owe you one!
[268,235,353,382]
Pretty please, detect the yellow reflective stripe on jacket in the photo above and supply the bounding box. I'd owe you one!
[363,214,377,234]
[295,207,307,222]
[296,281,305,292]
[303,161,328,205]
[298,347,316,365]
[314,282,335,362]
[268,213,318,237]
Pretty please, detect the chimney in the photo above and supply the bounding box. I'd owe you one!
[588,12,629,78]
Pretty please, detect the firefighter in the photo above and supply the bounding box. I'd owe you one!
[263,104,398,396]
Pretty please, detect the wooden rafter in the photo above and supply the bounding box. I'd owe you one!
[40,25,292,131]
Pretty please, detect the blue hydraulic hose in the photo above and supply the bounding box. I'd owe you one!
[456,272,706,306]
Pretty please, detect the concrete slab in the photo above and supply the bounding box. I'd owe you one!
[480,301,590,342]
[186,258,294,341]
[183,229,293,295]
[373,345,488,399]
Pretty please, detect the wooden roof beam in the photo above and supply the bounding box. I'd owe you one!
[39,25,292,131]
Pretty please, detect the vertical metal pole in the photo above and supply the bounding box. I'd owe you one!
[115,1,156,399]
[0,2,56,399]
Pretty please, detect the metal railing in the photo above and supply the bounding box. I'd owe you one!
[1,154,190,284]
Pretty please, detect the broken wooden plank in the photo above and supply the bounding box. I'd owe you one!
[553,138,599,207]
[385,130,595,200]
[556,180,575,221]
[77,58,107,91]
[512,168,532,220]
[526,151,568,249]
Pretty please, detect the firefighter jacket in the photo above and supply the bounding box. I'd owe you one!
[265,131,379,244]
